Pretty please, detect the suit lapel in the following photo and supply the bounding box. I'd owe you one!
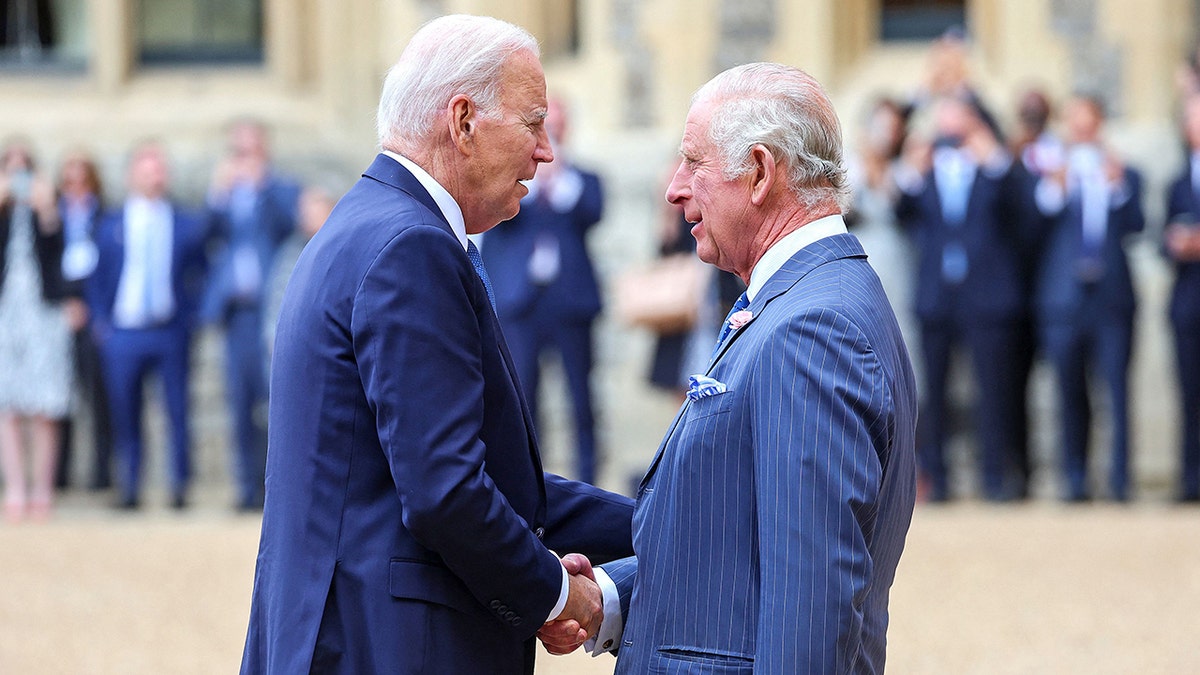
[706,233,867,369]
[366,154,550,519]
[638,234,868,490]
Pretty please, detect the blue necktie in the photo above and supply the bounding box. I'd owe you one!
[466,240,496,310]
[711,291,750,360]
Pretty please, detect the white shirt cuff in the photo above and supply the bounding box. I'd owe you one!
[583,567,623,656]
[545,559,571,624]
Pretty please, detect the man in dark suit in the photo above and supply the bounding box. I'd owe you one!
[895,96,1032,501]
[1034,94,1144,502]
[1164,93,1200,502]
[480,97,605,483]
[241,15,634,674]
[201,119,299,511]
[86,142,208,509]
[543,63,918,673]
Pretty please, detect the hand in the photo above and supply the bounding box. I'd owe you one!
[1103,154,1125,185]
[63,298,88,332]
[965,125,1001,165]
[537,554,601,656]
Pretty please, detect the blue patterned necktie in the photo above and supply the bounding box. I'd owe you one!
[466,239,497,310]
[711,291,750,360]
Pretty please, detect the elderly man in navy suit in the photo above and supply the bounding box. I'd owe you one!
[480,97,605,484]
[1034,94,1144,502]
[1165,93,1200,503]
[241,15,634,675]
[542,63,918,673]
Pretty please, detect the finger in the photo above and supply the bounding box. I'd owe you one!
[561,553,595,580]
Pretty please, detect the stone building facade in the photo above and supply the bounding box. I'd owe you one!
[1,0,1195,497]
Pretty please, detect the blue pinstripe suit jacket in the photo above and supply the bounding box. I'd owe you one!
[602,233,918,674]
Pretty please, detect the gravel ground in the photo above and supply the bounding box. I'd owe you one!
[1,495,1198,674]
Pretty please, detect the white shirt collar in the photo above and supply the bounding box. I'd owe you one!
[382,150,468,251]
[746,213,847,301]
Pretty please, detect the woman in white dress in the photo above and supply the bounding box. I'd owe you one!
[0,141,73,522]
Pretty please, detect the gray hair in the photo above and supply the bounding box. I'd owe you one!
[376,15,539,152]
[693,62,848,211]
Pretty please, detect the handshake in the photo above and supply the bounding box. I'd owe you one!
[538,553,603,655]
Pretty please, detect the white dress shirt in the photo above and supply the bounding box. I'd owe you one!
[113,196,175,329]
[380,150,571,624]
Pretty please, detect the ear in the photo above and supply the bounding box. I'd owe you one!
[448,94,476,156]
[748,144,776,206]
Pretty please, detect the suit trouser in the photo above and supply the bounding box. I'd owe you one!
[57,326,115,489]
[1172,318,1200,499]
[1040,310,1134,499]
[918,317,1021,499]
[502,306,598,484]
[224,306,268,506]
[101,326,191,500]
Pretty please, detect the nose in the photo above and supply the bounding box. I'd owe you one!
[664,159,690,205]
[533,125,554,164]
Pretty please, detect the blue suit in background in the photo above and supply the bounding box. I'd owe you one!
[480,168,605,483]
[86,203,208,506]
[895,153,1033,500]
[201,173,299,509]
[241,155,633,674]
[1164,159,1200,500]
[1035,166,1144,500]
[602,232,918,673]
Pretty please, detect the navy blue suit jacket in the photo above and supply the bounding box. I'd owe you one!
[1034,168,1144,319]
[241,155,633,674]
[602,234,918,674]
[895,161,1032,323]
[1166,165,1200,323]
[479,169,604,320]
[199,174,299,322]
[84,202,209,341]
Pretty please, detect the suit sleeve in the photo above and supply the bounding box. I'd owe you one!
[749,307,888,672]
[351,224,564,639]
[1113,169,1145,237]
[542,473,635,565]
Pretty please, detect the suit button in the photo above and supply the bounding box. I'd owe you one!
[535,527,545,539]
[489,600,501,610]
[512,617,522,627]
[504,611,516,621]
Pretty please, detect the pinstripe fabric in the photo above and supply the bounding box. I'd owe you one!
[603,233,917,674]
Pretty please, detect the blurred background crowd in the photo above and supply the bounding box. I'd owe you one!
[2,0,1200,523]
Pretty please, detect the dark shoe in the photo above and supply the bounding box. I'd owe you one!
[170,493,188,511]
[114,495,140,510]
[1063,491,1091,504]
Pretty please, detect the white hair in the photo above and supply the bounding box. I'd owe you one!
[693,62,849,211]
[376,15,539,152]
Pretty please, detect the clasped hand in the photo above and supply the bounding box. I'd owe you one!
[538,553,601,655]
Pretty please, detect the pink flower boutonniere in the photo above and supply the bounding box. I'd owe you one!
[728,310,753,331]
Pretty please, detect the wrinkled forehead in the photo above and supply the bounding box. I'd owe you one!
[499,49,548,112]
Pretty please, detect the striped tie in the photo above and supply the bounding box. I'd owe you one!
[711,291,750,360]
[466,239,497,311]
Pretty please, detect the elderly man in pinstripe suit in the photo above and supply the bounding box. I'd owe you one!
[539,63,918,673]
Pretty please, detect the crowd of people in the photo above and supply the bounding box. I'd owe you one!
[845,31,1200,503]
[0,121,333,522]
[3,29,1199,523]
